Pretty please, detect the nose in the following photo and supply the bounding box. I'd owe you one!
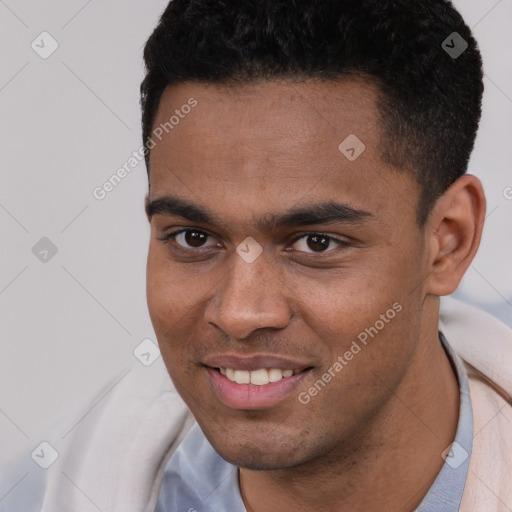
[204,248,292,340]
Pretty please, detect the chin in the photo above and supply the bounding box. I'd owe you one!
[209,435,310,471]
[220,450,301,471]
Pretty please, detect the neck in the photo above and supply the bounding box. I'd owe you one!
[239,315,460,512]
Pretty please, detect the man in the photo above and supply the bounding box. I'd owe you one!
[138,0,511,510]
[14,1,511,511]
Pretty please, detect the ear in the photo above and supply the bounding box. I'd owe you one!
[424,174,486,296]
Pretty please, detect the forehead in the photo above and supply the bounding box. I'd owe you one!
[148,78,419,230]
[151,78,380,165]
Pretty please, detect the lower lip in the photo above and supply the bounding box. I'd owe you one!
[206,367,311,410]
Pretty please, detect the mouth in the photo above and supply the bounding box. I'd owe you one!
[203,358,313,409]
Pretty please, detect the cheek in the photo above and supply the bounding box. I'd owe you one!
[146,243,220,362]
[146,246,173,328]
[146,243,197,316]
[285,264,400,331]
[146,245,195,351]
[284,254,422,376]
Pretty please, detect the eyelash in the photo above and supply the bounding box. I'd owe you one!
[157,228,349,255]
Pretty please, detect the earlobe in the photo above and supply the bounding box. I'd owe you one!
[425,175,486,296]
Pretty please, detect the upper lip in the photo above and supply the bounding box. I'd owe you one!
[203,354,312,372]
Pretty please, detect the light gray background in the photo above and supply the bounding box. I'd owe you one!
[0,0,511,498]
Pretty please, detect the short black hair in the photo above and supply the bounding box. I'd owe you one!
[141,0,483,226]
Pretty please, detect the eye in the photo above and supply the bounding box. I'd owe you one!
[158,229,220,249]
[290,233,347,254]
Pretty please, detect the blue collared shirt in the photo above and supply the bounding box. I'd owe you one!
[155,332,472,512]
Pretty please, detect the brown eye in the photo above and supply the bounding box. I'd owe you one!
[160,229,220,250]
[306,234,330,252]
[184,230,208,247]
[291,233,346,254]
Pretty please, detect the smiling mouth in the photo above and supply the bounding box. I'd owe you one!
[210,367,311,386]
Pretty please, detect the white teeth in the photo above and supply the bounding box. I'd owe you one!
[250,369,269,385]
[234,370,250,384]
[268,368,284,382]
[221,367,295,385]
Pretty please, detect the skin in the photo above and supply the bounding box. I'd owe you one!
[145,78,486,512]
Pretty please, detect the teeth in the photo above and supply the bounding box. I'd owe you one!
[250,369,269,385]
[220,367,295,385]
[234,370,250,384]
[268,368,284,382]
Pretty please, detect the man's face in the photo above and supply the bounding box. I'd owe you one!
[146,79,430,469]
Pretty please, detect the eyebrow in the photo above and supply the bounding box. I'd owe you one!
[146,195,373,230]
